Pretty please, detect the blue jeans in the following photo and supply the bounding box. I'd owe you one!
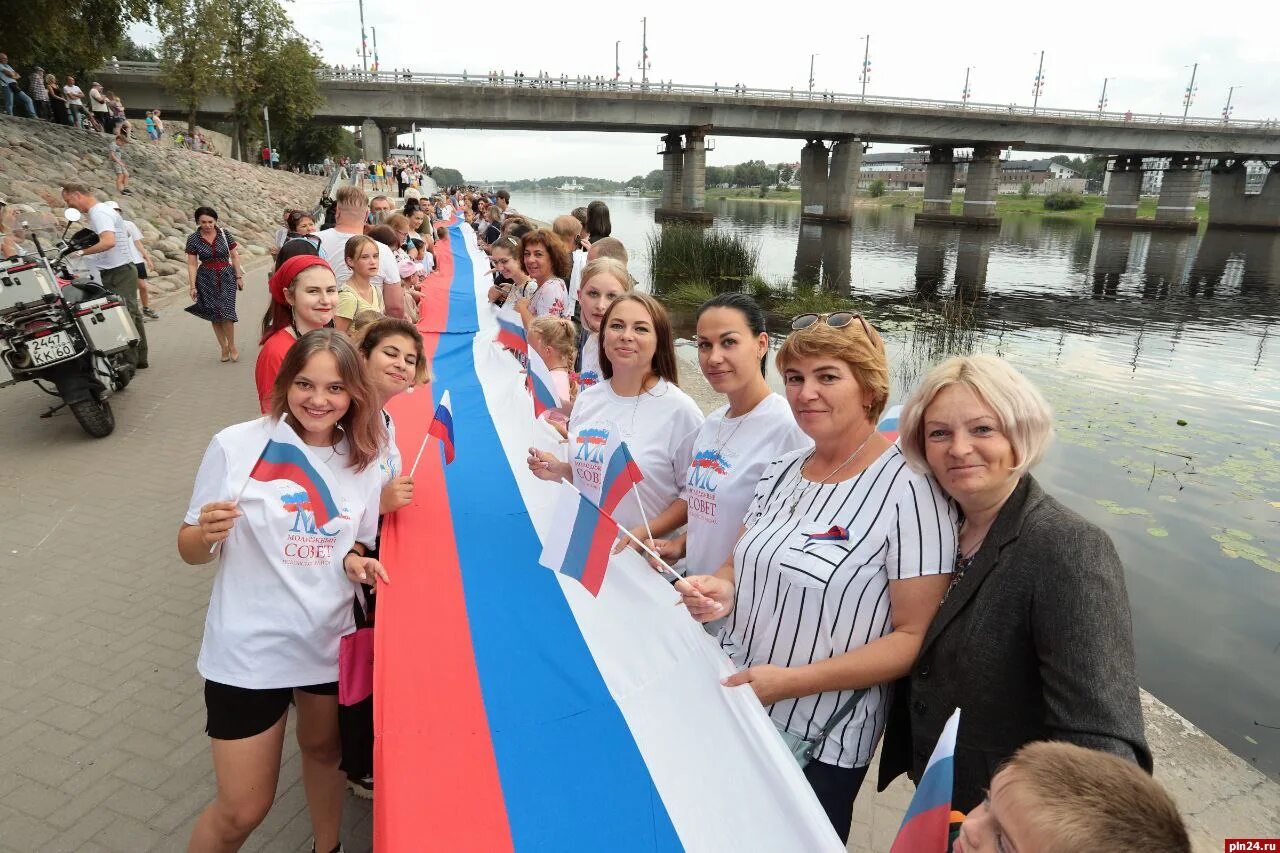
[3,84,35,117]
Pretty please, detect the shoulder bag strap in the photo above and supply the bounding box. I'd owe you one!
[804,688,869,761]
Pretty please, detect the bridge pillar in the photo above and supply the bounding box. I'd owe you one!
[1100,155,1143,222]
[655,133,685,222]
[681,129,708,214]
[961,144,1002,222]
[1091,230,1132,296]
[822,139,862,224]
[800,140,830,219]
[361,119,383,163]
[921,147,956,214]
[1208,159,1280,231]
[954,229,995,299]
[1154,154,1202,230]
[914,227,948,298]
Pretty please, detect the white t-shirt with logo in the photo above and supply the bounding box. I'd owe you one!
[380,409,402,485]
[316,228,402,288]
[683,394,811,575]
[184,418,382,689]
[567,249,587,315]
[83,202,133,272]
[566,378,704,532]
[578,334,602,389]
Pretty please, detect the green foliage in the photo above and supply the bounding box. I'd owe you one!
[772,289,853,317]
[777,163,795,184]
[1043,191,1085,211]
[648,226,760,286]
[278,125,357,166]
[731,160,773,188]
[867,179,886,198]
[431,167,465,187]
[663,280,718,308]
[111,33,158,62]
[1018,181,1032,199]
[4,0,150,73]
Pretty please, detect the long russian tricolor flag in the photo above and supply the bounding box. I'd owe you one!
[375,219,843,852]
[891,707,961,853]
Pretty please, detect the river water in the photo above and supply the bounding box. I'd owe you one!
[512,189,1280,780]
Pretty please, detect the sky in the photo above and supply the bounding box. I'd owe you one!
[133,0,1277,180]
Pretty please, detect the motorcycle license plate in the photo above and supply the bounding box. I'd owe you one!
[28,331,78,366]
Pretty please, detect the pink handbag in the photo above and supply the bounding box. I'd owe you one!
[338,590,374,706]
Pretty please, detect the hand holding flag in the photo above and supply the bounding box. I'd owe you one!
[495,306,528,356]
[414,390,455,471]
[525,347,561,418]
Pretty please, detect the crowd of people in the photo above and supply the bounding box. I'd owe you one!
[174,181,1193,853]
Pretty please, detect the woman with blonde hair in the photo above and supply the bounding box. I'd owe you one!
[528,315,578,425]
[678,312,957,842]
[574,257,631,388]
[878,354,1149,814]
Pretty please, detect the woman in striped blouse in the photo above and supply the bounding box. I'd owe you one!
[679,312,957,842]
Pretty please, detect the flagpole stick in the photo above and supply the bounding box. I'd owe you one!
[613,523,716,606]
[630,489,655,545]
[407,431,433,478]
[209,465,256,555]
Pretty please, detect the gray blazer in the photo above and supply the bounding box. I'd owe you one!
[877,474,1152,812]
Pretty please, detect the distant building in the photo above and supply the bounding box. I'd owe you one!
[856,152,1086,194]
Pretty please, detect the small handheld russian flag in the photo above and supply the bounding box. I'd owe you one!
[249,418,343,527]
[599,433,643,515]
[427,390,456,465]
[495,306,527,356]
[890,708,961,853]
[525,347,561,418]
[539,482,619,596]
[878,404,903,443]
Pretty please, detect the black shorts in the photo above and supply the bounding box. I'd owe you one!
[204,679,338,740]
[135,262,147,280]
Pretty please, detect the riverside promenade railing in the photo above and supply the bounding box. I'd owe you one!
[102,61,1279,132]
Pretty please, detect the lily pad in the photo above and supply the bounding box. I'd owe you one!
[1095,499,1151,517]
[1147,527,1169,538]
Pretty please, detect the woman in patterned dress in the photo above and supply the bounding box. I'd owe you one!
[185,206,245,362]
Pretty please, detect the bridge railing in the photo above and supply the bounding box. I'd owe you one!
[99,61,1279,132]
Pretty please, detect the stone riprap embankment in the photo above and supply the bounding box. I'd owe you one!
[0,115,325,294]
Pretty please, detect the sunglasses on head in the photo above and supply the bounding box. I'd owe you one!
[791,312,872,337]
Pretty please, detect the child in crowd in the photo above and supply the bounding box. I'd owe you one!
[574,257,632,388]
[528,316,577,428]
[952,741,1190,853]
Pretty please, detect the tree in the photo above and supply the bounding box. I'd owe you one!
[777,163,794,184]
[220,0,292,160]
[156,0,229,132]
[644,169,664,192]
[5,0,151,72]
[867,178,886,198]
[261,37,325,152]
[111,33,158,62]
[431,167,465,187]
[1019,181,1032,199]
[278,125,357,166]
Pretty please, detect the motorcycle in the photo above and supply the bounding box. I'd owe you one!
[0,209,141,438]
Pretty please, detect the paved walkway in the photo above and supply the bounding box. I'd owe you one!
[1,262,1275,851]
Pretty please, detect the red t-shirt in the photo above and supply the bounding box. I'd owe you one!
[254,328,296,413]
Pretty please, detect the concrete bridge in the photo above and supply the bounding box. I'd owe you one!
[97,62,1280,230]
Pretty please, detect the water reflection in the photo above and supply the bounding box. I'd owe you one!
[512,190,1280,778]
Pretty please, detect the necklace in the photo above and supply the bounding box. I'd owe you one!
[787,430,876,516]
[711,395,764,455]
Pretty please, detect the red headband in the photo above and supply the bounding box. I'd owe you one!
[268,255,332,305]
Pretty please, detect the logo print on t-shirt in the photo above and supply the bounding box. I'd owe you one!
[688,449,732,493]
[578,370,600,388]
[574,428,609,463]
[281,489,346,537]
[687,449,733,525]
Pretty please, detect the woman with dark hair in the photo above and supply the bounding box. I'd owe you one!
[585,200,611,243]
[256,256,339,413]
[513,228,571,325]
[185,206,245,362]
[646,293,810,577]
[528,293,704,549]
[179,329,387,853]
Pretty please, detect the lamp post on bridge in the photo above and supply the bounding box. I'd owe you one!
[858,35,871,101]
[1097,76,1113,117]
[1030,50,1045,114]
[1182,62,1198,120]
[371,26,379,74]
[615,40,621,81]
[357,0,368,73]
[1222,85,1242,124]
[808,53,817,98]
[961,66,972,109]
[637,17,650,87]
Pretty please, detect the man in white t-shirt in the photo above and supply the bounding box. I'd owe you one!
[314,185,403,318]
[62,76,88,128]
[61,182,148,367]
[108,200,158,319]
